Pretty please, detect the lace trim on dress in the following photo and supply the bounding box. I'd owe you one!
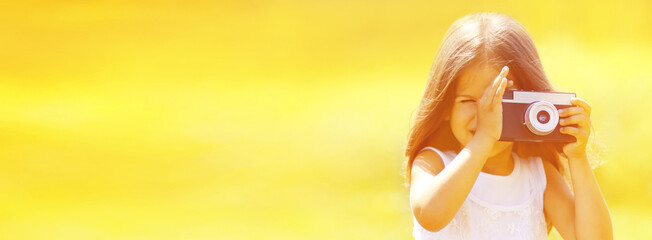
[411,147,548,240]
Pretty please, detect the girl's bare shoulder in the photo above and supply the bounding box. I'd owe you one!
[412,148,446,176]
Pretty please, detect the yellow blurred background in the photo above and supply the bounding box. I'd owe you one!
[0,0,650,239]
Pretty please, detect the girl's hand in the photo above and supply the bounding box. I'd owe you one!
[475,66,511,142]
[559,98,592,159]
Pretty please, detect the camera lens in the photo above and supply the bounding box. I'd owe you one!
[537,111,550,124]
[524,101,559,136]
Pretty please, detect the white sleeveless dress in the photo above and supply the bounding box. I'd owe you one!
[411,147,548,240]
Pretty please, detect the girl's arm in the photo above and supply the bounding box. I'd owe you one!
[410,67,510,232]
[411,133,496,231]
[543,98,613,240]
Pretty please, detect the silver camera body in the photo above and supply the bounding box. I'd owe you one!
[500,90,576,143]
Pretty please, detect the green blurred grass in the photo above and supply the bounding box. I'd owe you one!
[0,0,650,239]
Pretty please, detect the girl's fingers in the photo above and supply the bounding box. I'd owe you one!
[491,69,504,90]
[560,126,588,142]
[480,66,510,106]
[559,113,590,131]
[482,70,501,100]
[570,97,591,116]
[488,66,509,104]
[491,66,509,92]
[498,66,509,78]
[483,75,500,104]
[558,107,586,117]
[493,77,508,105]
[489,76,501,98]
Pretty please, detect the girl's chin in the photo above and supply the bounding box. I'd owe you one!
[454,134,513,154]
[490,141,514,156]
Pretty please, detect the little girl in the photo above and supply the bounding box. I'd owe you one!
[405,13,612,240]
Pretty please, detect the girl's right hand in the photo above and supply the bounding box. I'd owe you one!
[474,66,511,142]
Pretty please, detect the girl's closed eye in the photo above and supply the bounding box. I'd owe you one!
[457,97,477,103]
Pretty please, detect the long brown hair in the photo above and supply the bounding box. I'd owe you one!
[405,13,565,187]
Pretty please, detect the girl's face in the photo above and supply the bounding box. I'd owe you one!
[449,63,515,156]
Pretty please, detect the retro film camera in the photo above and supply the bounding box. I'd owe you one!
[500,90,576,143]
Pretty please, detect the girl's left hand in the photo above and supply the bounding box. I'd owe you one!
[558,97,592,160]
